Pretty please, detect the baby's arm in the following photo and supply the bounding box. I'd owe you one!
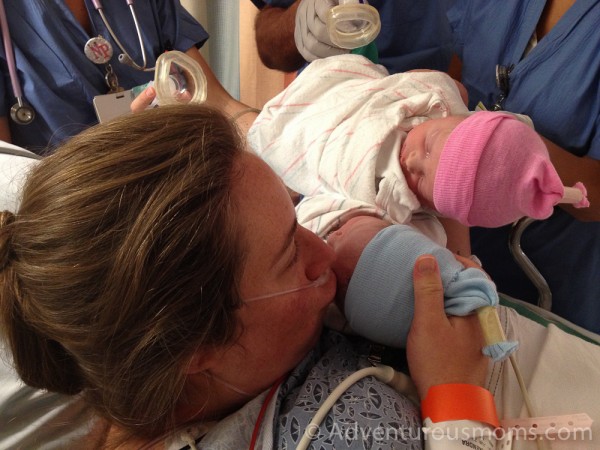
[438,216,471,256]
[343,224,497,348]
[406,69,468,106]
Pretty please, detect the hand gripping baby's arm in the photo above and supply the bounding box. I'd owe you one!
[343,224,516,360]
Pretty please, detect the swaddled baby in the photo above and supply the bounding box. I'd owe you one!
[324,110,592,361]
[249,54,588,240]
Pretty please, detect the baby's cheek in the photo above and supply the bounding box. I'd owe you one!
[331,253,354,284]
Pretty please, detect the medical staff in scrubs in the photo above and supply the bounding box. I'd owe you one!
[252,0,600,333]
[0,1,249,154]
[449,0,600,333]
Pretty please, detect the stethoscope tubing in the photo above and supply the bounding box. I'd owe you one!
[0,0,35,125]
[0,0,23,100]
[92,0,154,72]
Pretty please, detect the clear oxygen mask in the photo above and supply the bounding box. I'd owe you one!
[153,50,207,105]
[327,0,381,50]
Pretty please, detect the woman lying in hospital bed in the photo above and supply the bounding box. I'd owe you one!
[0,106,599,449]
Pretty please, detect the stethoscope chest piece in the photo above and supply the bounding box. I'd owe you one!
[10,99,35,125]
[0,0,37,125]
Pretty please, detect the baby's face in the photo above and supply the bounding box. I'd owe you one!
[327,216,390,306]
[400,115,466,208]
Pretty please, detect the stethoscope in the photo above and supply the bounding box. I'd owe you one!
[91,0,155,72]
[0,0,153,126]
[0,0,35,125]
[492,63,514,111]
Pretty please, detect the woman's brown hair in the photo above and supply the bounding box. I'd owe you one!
[0,104,245,437]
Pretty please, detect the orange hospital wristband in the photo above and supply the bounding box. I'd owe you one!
[421,384,500,429]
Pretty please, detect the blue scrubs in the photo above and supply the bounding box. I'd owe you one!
[448,0,600,332]
[0,0,208,153]
[251,0,454,73]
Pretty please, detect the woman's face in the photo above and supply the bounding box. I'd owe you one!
[208,152,336,396]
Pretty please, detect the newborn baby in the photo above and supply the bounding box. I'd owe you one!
[249,54,588,239]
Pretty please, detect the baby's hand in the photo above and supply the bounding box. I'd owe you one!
[454,253,492,280]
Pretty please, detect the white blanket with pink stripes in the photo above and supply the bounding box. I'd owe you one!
[247,54,468,239]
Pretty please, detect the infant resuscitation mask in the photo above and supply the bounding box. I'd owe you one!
[153,50,207,105]
[327,0,381,50]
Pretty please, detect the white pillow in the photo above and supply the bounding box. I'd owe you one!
[0,141,40,212]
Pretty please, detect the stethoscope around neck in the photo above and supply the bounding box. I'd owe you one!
[91,0,154,72]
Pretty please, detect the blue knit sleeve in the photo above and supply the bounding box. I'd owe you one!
[344,225,498,348]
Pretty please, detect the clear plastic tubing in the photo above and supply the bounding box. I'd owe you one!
[327,0,381,50]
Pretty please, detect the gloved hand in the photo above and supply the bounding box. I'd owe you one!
[294,0,349,62]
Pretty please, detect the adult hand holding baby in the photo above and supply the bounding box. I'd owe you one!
[407,255,488,400]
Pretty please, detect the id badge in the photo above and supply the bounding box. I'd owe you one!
[93,89,135,123]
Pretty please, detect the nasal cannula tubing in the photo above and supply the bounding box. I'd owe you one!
[244,271,331,302]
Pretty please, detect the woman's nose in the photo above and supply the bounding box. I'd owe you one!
[301,226,335,281]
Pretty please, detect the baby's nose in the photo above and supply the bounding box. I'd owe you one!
[402,151,417,172]
[326,229,342,246]
[400,148,408,167]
